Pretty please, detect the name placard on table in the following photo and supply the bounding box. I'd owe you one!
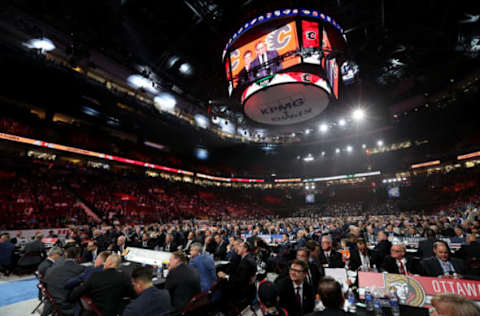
[123,247,171,266]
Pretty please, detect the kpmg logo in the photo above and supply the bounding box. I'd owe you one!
[259,96,314,123]
[260,96,305,115]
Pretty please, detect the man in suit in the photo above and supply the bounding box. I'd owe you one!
[214,234,227,260]
[275,259,315,316]
[0,233,16,275]
[43,246,85,316]
[189,242,217,292]
[183,231,195,253]
[237,50,255,85]
[349,239,376,271]
[204,235,217,255]
[69,253,135,316]
[319,235,344,268]
[450,227,466,244]
[382,243,424,275]
[163,233,178,252]
[165,250,201,313]
[250,40,282,79]
[64,251,111,290]
[81,240,98,263]
[123,266,172,316]
[20,233,46,267]
[111,235,127,255]
[296,247,321,294]
[373,231,391,267]
[416,229,436,259]
[38,246,63,278]
[306,277,351,316]
[421,241,466,278]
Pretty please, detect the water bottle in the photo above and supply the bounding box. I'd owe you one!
[156,266,162,279]
[346,289,357,313]
[374,297,383,316]
[390,291,400,316]
[365,289,374,312]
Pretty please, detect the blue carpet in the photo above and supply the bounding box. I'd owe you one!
[0,278,37,307]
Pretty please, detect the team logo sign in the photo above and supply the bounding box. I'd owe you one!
[384,274,426,307]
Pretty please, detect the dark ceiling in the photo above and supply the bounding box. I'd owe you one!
[0,0,479,177]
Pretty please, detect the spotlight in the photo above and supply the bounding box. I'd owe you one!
[24,38,56,52]
[179,63,193,76]
[154,93,176,112]
[338,119,346,126]
[319,124,328,133]
[362,144,366,149]
[377,140,384,147]
[305,129,311,135]
[352,109,365,121]
[321,151,325,156]
[346,145,353,152]
[335,148,340,153]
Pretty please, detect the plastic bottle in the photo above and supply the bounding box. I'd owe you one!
[346,289,357,313]
[374,297,383,316]
[156,266,162,279]
[365,289,374,312]
[390,290,400,316]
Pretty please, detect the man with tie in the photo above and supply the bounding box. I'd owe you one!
[319,235,344,268]
[382,244,424,275]
[421,241,466,278]
[238,50,255,85]
[295,247,321,293]
[275,259,315,316]
[250,40,282,79]
[349,239,376,271]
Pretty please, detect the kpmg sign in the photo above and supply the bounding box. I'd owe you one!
[242,72,331,125]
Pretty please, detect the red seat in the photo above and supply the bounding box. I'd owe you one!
[80,296,102,316]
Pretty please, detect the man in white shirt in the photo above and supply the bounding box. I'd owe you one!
[382,243,424,275]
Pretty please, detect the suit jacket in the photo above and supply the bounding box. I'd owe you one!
[456,242,480,279]
[190,253,217,292]
[318,250,345,268]
[64,264,103,290]
[251,50,281,78]
[349,249,376,271]
[37,258,56,277]
[229,254,257,302]
[123,286,172,316]
[70,268,135,316]
[421,256,466,277]
[373,240,392,266]
[44,259,86,314]
[214,240,227,260]
[0,241,15,266]
[416,239,434,259]
[275,277,315,316]
[24,239,46,254]
[382,256,424,275]
[163,240,178,252]
[165,263,201,313]
[21,240,46,266]
[183,239,194,253]
[238,66,255,85]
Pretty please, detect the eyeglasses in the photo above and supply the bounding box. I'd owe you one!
[289,268,305,274]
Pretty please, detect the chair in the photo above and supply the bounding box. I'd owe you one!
[37,283,64,316]
[16,251,44,274]
[31,272,46,314]
[181,291,211,315]
[80,296,102,316]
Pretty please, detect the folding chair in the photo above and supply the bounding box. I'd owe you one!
[181,291,211,315]
[37,283,64,316]
[80,296,102,316]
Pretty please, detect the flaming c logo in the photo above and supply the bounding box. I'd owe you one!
[384,274,426,307]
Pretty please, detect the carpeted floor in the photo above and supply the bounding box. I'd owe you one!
[0,276,38,307]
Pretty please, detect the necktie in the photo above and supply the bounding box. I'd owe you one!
[295,286,302,308]
[399,261,406,275]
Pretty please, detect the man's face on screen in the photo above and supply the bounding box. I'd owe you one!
[256,42,267,56]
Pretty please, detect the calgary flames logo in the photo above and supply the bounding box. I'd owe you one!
[384,274,426,307]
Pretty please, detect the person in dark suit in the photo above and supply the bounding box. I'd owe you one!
[275,259,315,316]
[382,244,424,275]
[237,50,255,85]
[0,233,16,275]
[43,246,85,316]
[421,241,466,278]
[183,231,195,253]
[69,253,135,316]
[416,229,436,259]
[38,246,63,278]
[296,247,321,294]
[163,233,178,252]
[306,277,353,316]
[19,234,46,267]
[81,240,98,263]
[64,251,111,290]
[110,235,127,256]
[455,234,480,279]
[373,231,391,267]
[123,266,172,316]
[165,250,201,313]
[349,239,376,271]
[189,242,217,292]
[319,235,344,268]
[250,40,282,78]
[204,235,217,255]
[214,234,227,260]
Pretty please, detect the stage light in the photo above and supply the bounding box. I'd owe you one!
[304,154,314,162]
[377,140,384,147]
[352,109,365,121]
[319,123,328,133]
[127,75,158,94]
[362,144,366,149]
[335,148,340,154]
[346,145,353,152]
[321,151,325,156]
[338,118,346,126]
[195,148,208,160]
[167,56,180,68]
[179,63,193,76]
[154,93,176,112]
[24,38,55,52]
[194,114,209,128]
[305,129,311,135]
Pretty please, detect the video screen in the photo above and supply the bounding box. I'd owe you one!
[229,21,300,88]
[322,27,339,99]
[305,193,315,203]
[388,187,400,198]
[302,20,322,65]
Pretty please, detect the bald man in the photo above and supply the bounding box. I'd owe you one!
[70,254,135,316]
[382,243,424,275]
